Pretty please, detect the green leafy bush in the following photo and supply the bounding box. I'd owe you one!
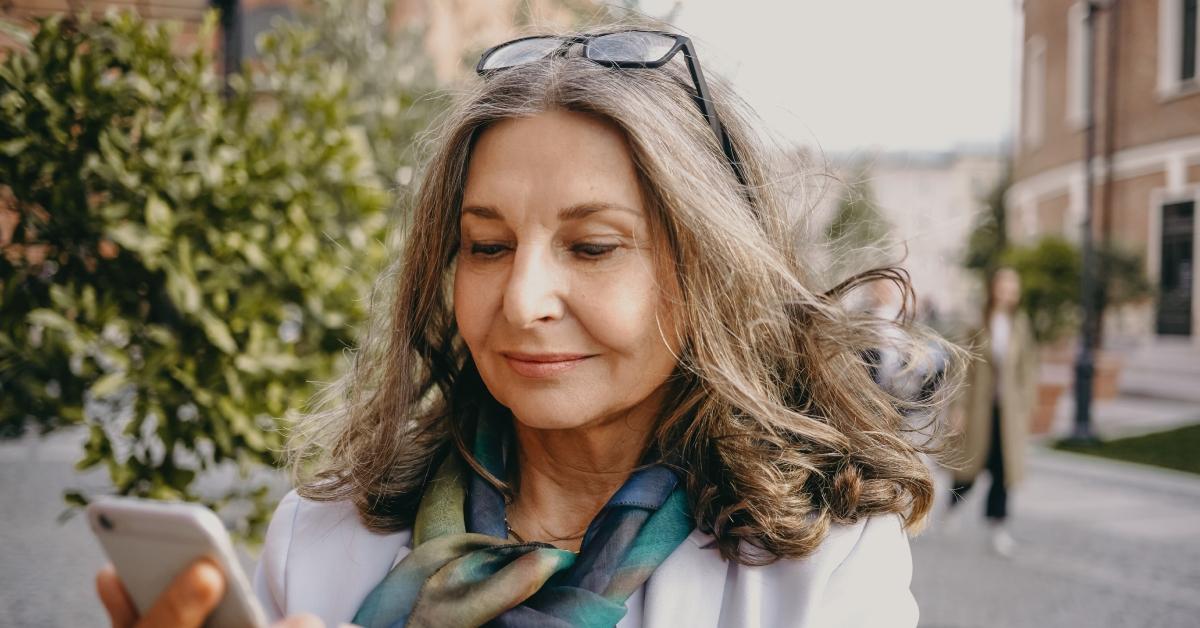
[1003,237,1082,344]
[1095,241,1154,310]
[261,0,442,189]
[0,9,431,536]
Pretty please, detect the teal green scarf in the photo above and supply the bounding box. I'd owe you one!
[352,416,693,628]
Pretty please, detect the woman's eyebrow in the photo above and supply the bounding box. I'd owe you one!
[460,202,643,222]
[559,202,642,222]
[461,205,502,220]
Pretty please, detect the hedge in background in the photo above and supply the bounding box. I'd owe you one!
[0,9,425,537]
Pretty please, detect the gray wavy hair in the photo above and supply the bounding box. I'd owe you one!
[287,26,964,565]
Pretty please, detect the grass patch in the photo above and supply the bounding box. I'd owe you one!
[1054,423,1200,475]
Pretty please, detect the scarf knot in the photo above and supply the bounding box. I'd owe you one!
[353,416,693,628]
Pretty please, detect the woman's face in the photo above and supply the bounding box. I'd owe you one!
[992,268,1021,312]
[454,109,682,432]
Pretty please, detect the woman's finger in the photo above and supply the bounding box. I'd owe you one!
[96,564,138,628]
[136,558,226,628]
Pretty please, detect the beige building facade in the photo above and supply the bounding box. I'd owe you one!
[1008,0,1200,343]
[872,151,1007,326]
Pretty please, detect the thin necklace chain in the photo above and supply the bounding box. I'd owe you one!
[505,521,528,544]
[505,518,583,553]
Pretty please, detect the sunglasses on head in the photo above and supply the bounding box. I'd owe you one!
[476,30,749,191]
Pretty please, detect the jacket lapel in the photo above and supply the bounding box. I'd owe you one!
[640,529,726,628]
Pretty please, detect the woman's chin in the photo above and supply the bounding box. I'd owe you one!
[496,392,600,432]
[507,407,597,432]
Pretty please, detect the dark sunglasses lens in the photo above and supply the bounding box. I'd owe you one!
[588,32,677,64]
[480,37,563,71]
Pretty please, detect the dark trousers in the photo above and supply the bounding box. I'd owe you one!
[949,402,1008,521]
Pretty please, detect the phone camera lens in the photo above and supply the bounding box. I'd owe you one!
[98,514,114,531]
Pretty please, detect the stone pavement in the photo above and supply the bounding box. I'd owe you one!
[3,424,1198,627]
[0,428,267,627]
[912,444,1200,628]
[0,429,114,627]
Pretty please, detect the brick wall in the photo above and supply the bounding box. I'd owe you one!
[1,0,212,53]
[1014,0,1200,182]
[1016,0,1080,181]
[1110,0,1200,153]
[1037,191,1070,235]
[2,0,209,23]
[1108,171,1167,250]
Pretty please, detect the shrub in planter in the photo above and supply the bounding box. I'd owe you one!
[1002,236,1081,345]
[1001,237,1155,430]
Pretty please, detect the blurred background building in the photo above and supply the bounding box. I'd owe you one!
[0,0,585,78]
[873,150,1007,325]
[0,0,211,49]
[811,148,1006,328]
[1008,0,1200,402]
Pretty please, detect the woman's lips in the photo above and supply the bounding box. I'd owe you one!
[502,353,591,378]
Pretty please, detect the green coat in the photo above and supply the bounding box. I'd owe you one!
[952,311,1038,487]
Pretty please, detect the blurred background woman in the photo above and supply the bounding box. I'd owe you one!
[947,267,1036,557]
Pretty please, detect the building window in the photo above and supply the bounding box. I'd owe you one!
[1023,36,1046,150]
[1066,3,1087,128]
[1156,200,1194,336]
[1159,0,1200,96]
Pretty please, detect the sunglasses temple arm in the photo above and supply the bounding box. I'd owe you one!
[681,44,751,193]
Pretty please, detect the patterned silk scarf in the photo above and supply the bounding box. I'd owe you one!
[352,413,694,628]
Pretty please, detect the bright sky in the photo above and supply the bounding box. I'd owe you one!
[637,0,1019,153]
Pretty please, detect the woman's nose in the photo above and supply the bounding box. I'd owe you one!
[502,245,564,328]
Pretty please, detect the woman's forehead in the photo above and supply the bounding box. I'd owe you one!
[460,110,648,222]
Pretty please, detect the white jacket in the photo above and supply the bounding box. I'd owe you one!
[252,490,919,628]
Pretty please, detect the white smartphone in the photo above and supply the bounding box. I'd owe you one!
[87,496,268,628]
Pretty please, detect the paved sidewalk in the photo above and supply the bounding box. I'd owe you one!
[912,444,1200,628]
[0,429,112,626]
[0,428,270,627]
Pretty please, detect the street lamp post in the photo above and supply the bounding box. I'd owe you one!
[213,0,242,91]
[1071,0,1107,444]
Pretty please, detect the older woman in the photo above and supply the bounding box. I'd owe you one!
[98,27,958,628]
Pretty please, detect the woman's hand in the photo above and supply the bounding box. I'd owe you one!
[96,560,324,628]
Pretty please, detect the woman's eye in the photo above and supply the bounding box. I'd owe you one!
[572,242,619,259]
[468,243,509,258]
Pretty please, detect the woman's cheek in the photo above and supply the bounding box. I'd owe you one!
[578,274,664,351]
[453,267,488,348]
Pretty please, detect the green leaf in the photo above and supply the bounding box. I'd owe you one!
[200,312,237,354]
[107,223,167,263]
[0,18,32,47]
[0,137,30,156]
[27,309,72,332]
[145,194,173,235]
[90,372,127,398]
[165,270,202,315]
